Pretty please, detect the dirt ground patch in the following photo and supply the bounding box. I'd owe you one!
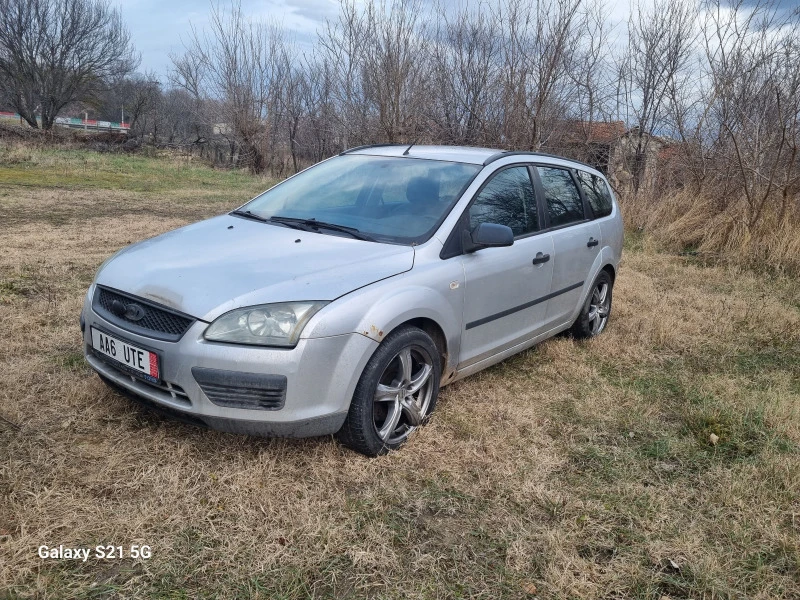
[1,148,799,598]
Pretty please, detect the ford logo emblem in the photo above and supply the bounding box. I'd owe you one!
[124,303,146,321]
[110,299,146,322]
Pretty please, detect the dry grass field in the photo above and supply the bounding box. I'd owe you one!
[1,144,799,599]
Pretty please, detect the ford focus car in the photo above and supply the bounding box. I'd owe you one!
[81,145,623,456]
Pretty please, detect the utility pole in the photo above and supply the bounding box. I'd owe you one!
[150,80,160,143]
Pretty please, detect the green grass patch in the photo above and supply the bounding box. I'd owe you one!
[641,437,672,459]
[56,349,90,372]
[0,146,268,196]
[682,404,795,460]
[568,445,621,482]
[734,341,800,377]
[623,227,645,252]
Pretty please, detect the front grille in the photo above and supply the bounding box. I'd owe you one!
[94,286,195,341]
[192,367,286,411]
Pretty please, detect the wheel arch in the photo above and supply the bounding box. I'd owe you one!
[396,317,449,380]
[602,263,616,282]
[306,284,461,381]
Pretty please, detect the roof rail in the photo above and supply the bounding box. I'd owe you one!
[483,150,595,170]
[339,143,405,156]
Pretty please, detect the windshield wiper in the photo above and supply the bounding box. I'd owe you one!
[231,209,308,232]
[232,210,376,241]
[230,209,270,223]
[267,216,375,242]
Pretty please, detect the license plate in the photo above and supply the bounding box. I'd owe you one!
[91,328,160,382]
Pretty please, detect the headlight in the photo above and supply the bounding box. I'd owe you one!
[203,302,328,347]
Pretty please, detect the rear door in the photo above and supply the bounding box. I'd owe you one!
[458,165,554,367]
[532,165,602,327]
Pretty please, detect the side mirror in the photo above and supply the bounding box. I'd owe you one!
[463,222,514,253]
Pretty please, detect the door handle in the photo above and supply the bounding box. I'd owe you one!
[532,252,550,265]
[587,237,599,247]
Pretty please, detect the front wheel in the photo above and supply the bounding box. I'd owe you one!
[336,326,441,456]
[570,270,613,339]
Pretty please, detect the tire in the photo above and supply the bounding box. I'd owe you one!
[336,326,441,456]
[570,270,614,339]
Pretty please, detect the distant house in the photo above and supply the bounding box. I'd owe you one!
[559,120,626,176]
[558,120,671,192]
[0,110,129,132]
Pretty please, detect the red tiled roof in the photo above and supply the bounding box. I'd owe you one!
[657,143,686,161]
[562,120,626,143]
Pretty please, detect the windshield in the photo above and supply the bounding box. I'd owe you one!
[239,155,481,244]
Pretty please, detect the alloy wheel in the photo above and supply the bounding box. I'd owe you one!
[372,346,435,445]
[587,281,610,335]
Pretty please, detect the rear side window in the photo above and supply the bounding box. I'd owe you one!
[537,167,585,227]
[576,170,613,218]
[468,166,538,237]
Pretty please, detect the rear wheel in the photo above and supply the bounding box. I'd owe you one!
[570,270,613,339]
[337,326,440,456]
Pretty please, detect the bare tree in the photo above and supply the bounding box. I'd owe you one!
[698,0,800,227]
[152,88,205,146]
[299,57,337,162]
[617,0,696,192]
[0,0,137,130]
[428,3,503,145]
[317,0,373,147]
[152,0,799,253]
[95,73,160,133]
[317,0,428,145]
[276,44,314,174]
[567,0,616,130]
[495,0,588,150]
[361,0,429,142]
[172,1,286,173]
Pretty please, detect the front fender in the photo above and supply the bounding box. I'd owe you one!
[353,285,461,352]
[303,273,464,376]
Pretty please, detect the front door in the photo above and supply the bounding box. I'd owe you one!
[459,165,554,367]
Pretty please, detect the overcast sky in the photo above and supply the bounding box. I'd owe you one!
[113,0,799,80]
[114,0,340,78]
[113,0,642,79]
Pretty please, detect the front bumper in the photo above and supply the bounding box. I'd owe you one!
[81,296,378,437]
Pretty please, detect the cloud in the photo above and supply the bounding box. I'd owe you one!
[115,0,664,77]
[283,0,339,23]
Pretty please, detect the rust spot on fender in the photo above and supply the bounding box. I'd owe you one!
[364,324,383,341]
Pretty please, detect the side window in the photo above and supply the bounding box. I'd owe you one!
[468,167,538,237]
[575,170,613,218]
[537,167,585,227]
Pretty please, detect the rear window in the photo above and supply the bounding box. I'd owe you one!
[575,170,613,218]
[537,167,585,227]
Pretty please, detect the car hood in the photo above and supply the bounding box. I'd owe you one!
[95,214,415,322]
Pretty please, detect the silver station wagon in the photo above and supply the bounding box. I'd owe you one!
[81,145,623,456]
